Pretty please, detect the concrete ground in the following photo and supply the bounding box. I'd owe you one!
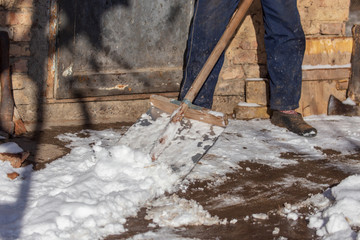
[3,123,359,240]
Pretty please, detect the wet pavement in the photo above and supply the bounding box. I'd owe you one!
[108,156,356,240]
[2,124,359,240]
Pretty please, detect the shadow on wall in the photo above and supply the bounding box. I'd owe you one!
[346,0,360,36]
[55,0,189,101]
[250,0,267,78]
[0,0,185,239]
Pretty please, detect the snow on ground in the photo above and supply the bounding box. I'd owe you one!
[0,142,23,154]
[0,115,360,239]
[187,115,360,181]
[307,175,360,240]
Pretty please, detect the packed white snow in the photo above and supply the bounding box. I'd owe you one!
[145,194,227,227]
[308,175,360,239]
[0,130,182,239]
[0,115,360,239]
[0,142,23,154]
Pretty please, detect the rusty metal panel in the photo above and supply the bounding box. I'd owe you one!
[55,0,193,99]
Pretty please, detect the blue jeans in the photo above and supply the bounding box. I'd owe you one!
[179,0,305,111]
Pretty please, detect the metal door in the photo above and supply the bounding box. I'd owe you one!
[55,0,193,99]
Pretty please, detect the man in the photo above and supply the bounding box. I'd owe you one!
[179,0,317,137]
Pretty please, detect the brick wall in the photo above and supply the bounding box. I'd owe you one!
[0,0,354,130]
[213,0,352,116]
[0,0,37,125]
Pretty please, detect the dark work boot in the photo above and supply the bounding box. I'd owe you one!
[270,111,317,137]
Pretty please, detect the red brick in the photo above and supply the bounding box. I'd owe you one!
[12,59,28,73]
[0,10,6,27]
[6,11,33,25]
[10,43,30,57]
[11,25,31,41]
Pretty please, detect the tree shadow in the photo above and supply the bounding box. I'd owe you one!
[56,0,188,100]
[0,0,189,238]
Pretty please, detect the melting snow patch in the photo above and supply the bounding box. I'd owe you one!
[272,227,280,235]
[127,228,200,240]
[252,213,269,220]
[145,194,227,227]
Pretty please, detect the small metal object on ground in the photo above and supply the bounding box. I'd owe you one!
[328,25,360,115]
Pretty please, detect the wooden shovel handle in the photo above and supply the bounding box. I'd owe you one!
[184,0,254,103]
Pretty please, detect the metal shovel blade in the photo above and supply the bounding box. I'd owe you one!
[118,106,224,177]
[328,95,360,116]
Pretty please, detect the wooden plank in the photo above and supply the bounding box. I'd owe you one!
[305,37,353,55]
[46,92,179,104]
[304,37,353,66]
[46,0,57,99]
[298,79,347,116]
[244,78,348,116]
[302,68,351,81]
[150,95,228,127]
[55,70,183,99]
[55,0,192,99]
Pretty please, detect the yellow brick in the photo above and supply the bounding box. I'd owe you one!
[301,21,321,35]
[243,64,267,79]
[16,0,34,8]
[220,65,244,80]
[11,74,31,90]
[298,0,313,8]
[245,79,268,105]
[214,78,245,96]
[212,96,244,115]
[234,105,270,119]
[320,23,345,35]
[231,49,258,65]
[312,8,349,22]
[6,10,33,25]
[237,15,257,38]
[11,25,31,41]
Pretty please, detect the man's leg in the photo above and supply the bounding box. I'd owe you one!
[261,0,317,137]
[179,0,240,109]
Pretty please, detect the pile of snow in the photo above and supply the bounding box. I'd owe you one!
[0,127,225,240]
[188,115,360,181]
[308,175,360,239]
[1,115,360,239]
[145,194,227,227]
[0,142,23,154]
[0,130,177,239]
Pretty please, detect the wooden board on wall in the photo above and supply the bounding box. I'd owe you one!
[298,79,348,116]
[244,77,349,118]
[55,0,193,99]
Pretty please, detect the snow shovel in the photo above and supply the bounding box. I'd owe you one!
[328,24,360,116]
[119,0,253,176]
